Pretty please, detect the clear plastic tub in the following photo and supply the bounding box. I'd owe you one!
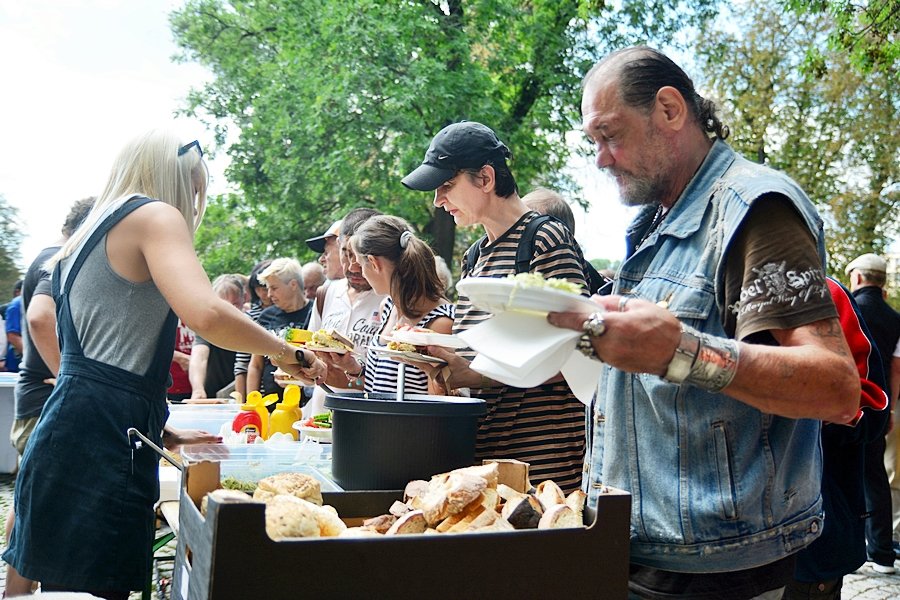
[166,404,240,434]
[180,442,339,491]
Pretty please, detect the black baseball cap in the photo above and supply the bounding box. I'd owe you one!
[401,121,511,191]
[305,219,342,253]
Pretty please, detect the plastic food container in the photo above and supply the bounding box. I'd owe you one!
[167,404,241,435]
[324,392,486,490]
[180,443,340,491]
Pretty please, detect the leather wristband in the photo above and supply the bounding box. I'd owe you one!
[663,324,701,383]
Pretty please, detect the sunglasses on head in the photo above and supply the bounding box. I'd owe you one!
[177,140,203,158]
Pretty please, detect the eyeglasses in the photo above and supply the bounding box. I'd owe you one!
[177,140,203,158]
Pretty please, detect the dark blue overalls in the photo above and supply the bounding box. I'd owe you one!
[4,197,176,593]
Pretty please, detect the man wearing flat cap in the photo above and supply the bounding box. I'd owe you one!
[847,252,900,573]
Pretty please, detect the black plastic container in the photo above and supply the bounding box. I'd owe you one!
[324,392,486,490]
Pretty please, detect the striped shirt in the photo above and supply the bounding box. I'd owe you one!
[364,297,455,394]
[233,302,264,376]
[456,211,587,493]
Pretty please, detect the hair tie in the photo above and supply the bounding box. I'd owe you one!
[399,230,413,249]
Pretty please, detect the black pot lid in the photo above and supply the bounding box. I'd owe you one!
[325,392,486,417]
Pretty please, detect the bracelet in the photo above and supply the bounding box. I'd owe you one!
[344,364,364,388]
[577,332,601,361]
[271,342,290,362]
[686,332,739,392]
[662,324,739,392]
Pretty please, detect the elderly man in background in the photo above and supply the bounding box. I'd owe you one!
[846,252,900,573]
[549,46,859,599]
[301,262,327,301]
[189,275,243,400]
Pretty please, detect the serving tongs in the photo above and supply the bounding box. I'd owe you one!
[128,427,183,472]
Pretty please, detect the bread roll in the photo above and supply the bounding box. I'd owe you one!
[254,472,323,506]
[265,495,320,539]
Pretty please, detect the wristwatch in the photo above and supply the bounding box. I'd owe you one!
[295,349,312,368]
[663,325,700,384]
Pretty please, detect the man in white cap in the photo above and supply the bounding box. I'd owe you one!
[305,209,387,417]
[306,219,344,282]
[847,252,900,572]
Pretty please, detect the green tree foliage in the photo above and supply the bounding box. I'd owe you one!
[786,0,900,73]
[170,0,718,270]
[0,195,24,297]
[696,0,900,276]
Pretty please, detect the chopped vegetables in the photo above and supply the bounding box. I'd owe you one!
[301,412,333,429]
[506,272,583,295]
[221,476,258,494]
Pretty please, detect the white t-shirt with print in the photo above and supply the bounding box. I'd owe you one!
[306,278,386,416]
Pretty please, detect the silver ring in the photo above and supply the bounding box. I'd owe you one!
[618,296,630,312]
[583,312,607,338]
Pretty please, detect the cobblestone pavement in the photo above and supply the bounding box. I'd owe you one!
[0,471,899,598]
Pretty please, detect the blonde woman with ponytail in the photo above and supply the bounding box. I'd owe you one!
[3,128,324,599]
[321,215,453,395]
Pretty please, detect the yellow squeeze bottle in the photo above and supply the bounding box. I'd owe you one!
[269,385,303,440]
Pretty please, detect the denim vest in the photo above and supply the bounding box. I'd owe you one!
[588,140,825,572]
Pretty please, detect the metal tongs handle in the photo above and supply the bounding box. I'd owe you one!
[127,427,183,472]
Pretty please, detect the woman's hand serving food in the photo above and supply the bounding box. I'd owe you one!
[270,345,328,386]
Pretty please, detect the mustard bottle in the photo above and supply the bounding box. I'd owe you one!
[269,385,303,440]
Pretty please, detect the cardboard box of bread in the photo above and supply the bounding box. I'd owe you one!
[172,459,630,600]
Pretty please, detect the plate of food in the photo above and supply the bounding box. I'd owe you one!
[456,274,598,315]
[293,414,333,442]
[283,327,312,347]
[370,346,447,365]
[384,325,467,349]
[272,369,305,386]
[305,329,353,354]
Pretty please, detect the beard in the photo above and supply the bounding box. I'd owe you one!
[345,268,372,292]
[607,167,669,207]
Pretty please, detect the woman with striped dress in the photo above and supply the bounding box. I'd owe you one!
[322,215,454,395]
[399,121,588,493]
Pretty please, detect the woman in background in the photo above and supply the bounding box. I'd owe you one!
[233,258,273,398]
[2,129,324,598]
[323,215,453,395]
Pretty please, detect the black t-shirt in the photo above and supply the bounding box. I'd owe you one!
[15,245,60,419]
[256,302,312,395]
[723,194,836,341]
[192,335,237,398]
[630,195,833,598]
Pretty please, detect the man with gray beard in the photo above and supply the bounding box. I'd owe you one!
[548,46,859,599]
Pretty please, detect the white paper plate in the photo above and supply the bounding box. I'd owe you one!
[369,346,447,365]
[292,423,333,442]
[305,344,348,354]
[456,277,598,315]
[384,331,467,348]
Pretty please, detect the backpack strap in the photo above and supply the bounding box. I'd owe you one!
[516,214,555,274]
[463,235,487,277]
[315,281,329,319]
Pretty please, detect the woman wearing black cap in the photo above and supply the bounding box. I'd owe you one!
[401,121,588,493]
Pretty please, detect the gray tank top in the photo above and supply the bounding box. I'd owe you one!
[60,199,171,375]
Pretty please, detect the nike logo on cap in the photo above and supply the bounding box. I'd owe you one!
[437,155,449,160]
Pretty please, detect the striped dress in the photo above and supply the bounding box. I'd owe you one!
[457,211,587,493]
[364,297,455,394]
